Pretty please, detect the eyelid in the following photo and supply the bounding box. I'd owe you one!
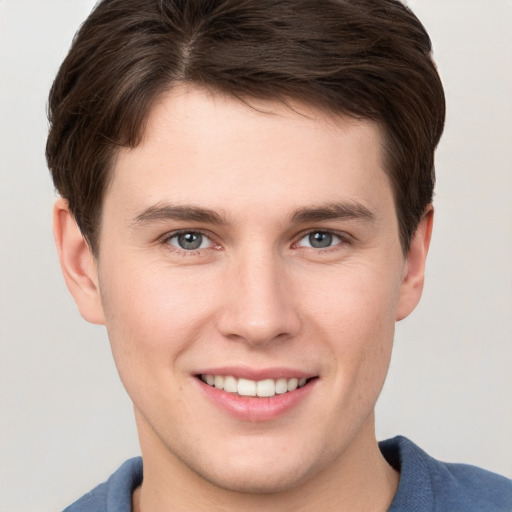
[160,229,219,252]
[293,228,352,249]
[158,227,352,253]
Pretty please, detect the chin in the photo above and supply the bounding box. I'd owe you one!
[198,461,311,495]
[183,435,330,496]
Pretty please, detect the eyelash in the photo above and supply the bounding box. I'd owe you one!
[160,229,218,255]
[159,229,352,255]
[294,229,351,251]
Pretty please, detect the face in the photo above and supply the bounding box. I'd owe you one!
[59,85,430,495]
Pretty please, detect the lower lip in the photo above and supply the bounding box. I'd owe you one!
[196,378,316,422]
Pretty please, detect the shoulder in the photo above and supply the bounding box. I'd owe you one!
[380,436,512,512]
[62,457,143,512]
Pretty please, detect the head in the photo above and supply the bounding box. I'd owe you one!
[47,0,444,256]
[48,0,445,503]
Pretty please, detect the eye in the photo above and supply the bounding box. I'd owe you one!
[166,231,212,251]
[297,231,344,249]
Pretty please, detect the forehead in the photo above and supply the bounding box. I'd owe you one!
[104,85,394,225]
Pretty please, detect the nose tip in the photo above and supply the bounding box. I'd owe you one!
[216,259,300,346]
[226,312,293,346]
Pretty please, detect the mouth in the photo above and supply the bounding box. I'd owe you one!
[194,368,318,421]
[198,374,313,398]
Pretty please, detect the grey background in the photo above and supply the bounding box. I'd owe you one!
[1,1,511,510]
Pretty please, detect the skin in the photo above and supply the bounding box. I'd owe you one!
[54,85,432,512]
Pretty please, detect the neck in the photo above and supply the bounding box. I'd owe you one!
[132,414,398,512]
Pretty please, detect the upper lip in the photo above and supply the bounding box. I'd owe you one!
[194,366,316,381]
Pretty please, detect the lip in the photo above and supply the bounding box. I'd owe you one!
[194,367,318,422]
[194,366,314,381]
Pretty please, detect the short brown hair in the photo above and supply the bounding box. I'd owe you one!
[46,0,445,254]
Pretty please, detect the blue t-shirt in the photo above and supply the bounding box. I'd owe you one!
[63,436,512,511]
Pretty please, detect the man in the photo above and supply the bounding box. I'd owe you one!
[46,0,512,510]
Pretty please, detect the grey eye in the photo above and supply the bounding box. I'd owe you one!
[169,232,210,250]
[309,232,333,248]
[298,231,342,249]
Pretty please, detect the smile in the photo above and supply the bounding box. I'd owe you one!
[200,374,310,398]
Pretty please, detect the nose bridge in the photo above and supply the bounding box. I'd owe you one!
[217,245,300,345]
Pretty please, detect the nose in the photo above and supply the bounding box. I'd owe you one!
[216,250,301,347]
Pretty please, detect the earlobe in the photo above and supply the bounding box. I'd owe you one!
[396,206,434,321]
[53,198,105,325]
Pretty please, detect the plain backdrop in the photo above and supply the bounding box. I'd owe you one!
[1,1,511,511]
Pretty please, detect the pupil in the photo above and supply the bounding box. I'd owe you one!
[178,232,202,250]
[309,232,332,248]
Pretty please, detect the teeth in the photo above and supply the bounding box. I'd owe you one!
[214,375,224,390]
[201,374,309,397]
[238,378,257,396]
[287,378,298,391]
[257,379,275,397]
[223,376,237,393]
[275,378,288,394]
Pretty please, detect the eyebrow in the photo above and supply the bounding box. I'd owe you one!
[131,201,375,227]
[290,202,375,224]
[132,204,227,226]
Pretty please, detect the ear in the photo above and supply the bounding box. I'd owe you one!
[53,198,105,325]
[396,206,434,321]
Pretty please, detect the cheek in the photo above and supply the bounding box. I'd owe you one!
[98,261,220,378]
[298,263,400,391]
[299,260,401,334]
